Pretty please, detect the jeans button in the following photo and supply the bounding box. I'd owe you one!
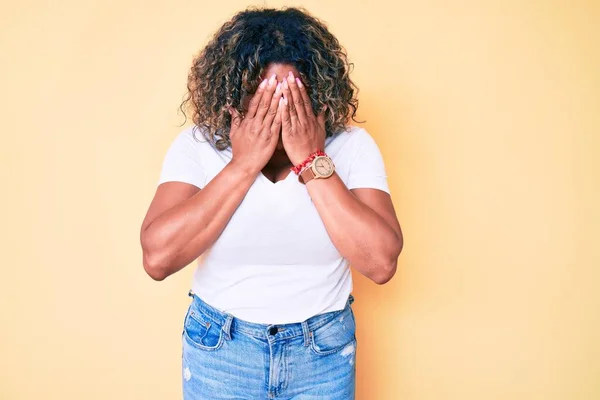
[269,326,278,335]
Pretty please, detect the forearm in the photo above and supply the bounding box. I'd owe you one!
[142,161,256,280]
[306,173,402,284]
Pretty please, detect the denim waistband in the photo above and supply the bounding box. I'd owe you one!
[187,290,354,342]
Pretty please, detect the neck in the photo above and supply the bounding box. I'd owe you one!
[266,153,293,170]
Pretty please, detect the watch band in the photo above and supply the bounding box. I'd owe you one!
[299,166,316,184]
[298,155,335,184]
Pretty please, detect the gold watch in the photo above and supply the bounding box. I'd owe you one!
[298,155,335,184]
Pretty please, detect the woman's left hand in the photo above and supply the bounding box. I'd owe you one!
[280,71,327,166]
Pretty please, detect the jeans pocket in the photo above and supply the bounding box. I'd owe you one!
[310,307,357,356]
[183,305,225,351]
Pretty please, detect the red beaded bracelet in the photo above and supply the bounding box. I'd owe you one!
[291,150,327,175]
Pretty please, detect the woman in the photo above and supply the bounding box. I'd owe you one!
[141,6,403,399]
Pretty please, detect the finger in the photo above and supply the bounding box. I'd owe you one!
[228,107,242,138]
[296,77,314,117]
[270,97,284,136]
[255,74,278,122]
[281,95,292,134]
[295,76,314,118]
[245,77,269,119]
[286,71,308,124]
[262,82,282,128]
[317,105,327,131]
[281,77,299,130]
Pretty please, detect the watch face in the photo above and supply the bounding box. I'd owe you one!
[312,156,334,178]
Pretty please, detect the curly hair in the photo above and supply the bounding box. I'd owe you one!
[179,6,361,150]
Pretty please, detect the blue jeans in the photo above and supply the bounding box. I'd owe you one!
[182,291,357,399]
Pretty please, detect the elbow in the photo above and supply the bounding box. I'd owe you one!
[146,268,168,282]
[141,228,173,281]
[371,237,403,285]
[371,259,397,285]
[142,250,169,281]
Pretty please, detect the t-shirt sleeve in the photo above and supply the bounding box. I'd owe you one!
[157,127,207,189]
[346,128,390,194]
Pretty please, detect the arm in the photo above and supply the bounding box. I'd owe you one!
[306,176,403,284]
[140,163,257,281]
[140,74,284,280]
[280,71,402,284]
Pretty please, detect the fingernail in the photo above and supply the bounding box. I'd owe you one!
[282,79,288,89]
[288,72,295,83]
[259,79,268,89]
[279,97,284,106]
[268,74,276,86]
[295,78,303,88]
[275,82,281,93]
[283,95,288,105]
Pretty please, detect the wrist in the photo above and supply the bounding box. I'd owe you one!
[295,152,335,184]
[228,158,260,179]
[291,150,327,175]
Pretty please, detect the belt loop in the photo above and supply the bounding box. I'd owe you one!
[222,314,234,341]
[301,320,310,347]
[348,294,355,306]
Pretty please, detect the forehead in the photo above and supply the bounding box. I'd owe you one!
[261,63,300,81]
[240,63,302,110]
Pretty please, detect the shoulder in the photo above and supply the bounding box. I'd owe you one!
[169,125,212,149]
[326,125,381,157]
[163,125,225,160]
[158,126,217,188]
[328,125,389,192]
[346,125,379,146]
[331,125,377,144]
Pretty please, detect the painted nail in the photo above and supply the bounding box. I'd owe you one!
[283,95,288,105]
[295,78,303,88]
[268,74,277,86]
[275,82,281,93]
[282,79,288,89]
[288,71,295,83]
[259,79,268,89]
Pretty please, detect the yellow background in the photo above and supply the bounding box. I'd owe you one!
[1,0,598,399]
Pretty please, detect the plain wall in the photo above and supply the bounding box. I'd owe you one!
[1,0,598,399]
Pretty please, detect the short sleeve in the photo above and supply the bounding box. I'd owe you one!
[157,127,207,189]
[346,128,390,194]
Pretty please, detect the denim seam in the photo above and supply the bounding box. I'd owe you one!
[188,292,353,340]
[310,336,357,356]
[182,325,226,351]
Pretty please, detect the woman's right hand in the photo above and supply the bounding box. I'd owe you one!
[228,74,283,174]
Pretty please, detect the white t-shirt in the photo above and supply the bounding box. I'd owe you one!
[158,125,390,324]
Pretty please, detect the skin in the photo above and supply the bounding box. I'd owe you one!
[240,64,304,183]
[140,63,403,284]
